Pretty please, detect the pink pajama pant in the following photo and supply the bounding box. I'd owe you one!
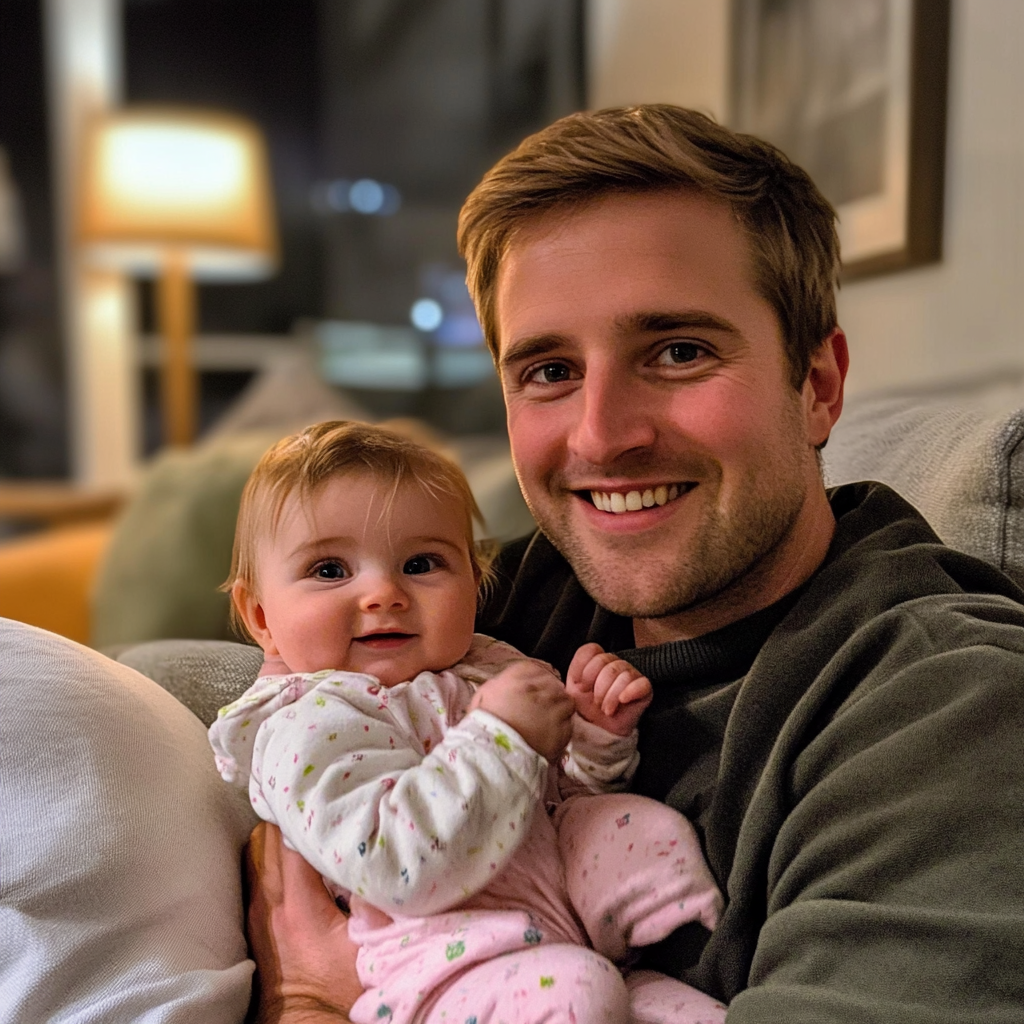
[349,792,727,1024]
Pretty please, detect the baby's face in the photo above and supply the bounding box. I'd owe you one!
[250,472,478,685]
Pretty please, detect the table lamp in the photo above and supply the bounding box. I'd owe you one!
[77,107,278,446]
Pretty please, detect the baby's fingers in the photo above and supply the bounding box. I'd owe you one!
[592,659,634,702]
[567,644,614,692]
[614,674,653,707]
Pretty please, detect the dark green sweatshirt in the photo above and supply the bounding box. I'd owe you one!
[478,482,1024,1022]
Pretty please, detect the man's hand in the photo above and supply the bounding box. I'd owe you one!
[565,642,653,737]
[245,822,366,1024]
[469,661,575,761]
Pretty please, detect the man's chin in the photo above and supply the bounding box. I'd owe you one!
[577,575,698,620]
[544,535,701,619]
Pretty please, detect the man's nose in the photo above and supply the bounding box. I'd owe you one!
[358,572,409,612]
[568,363,657,466]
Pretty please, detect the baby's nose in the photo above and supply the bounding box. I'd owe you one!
[359,574,409,611]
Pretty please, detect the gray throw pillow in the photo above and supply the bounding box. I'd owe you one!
[824,378,1024,584]
[116,638,264,726]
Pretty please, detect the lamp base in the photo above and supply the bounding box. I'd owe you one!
[158,250,196,446]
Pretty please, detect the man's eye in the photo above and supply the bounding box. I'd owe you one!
[655,342,704,366]
[528,363,572,384]
[312,561,348,580]
[403,555,439,575]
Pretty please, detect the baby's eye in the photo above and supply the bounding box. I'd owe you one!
[403,554,440,575]
[312,560,348,580]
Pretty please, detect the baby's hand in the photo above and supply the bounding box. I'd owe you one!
[565,643,653,737]
[469,661,574,762]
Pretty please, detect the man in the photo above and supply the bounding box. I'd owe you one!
[247,106,1024,1022]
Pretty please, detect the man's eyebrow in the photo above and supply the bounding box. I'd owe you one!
[498,334,566,372]
[499,312,742,370]
[617,310,742,336]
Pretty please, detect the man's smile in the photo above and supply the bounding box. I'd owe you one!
[585,482,696,514]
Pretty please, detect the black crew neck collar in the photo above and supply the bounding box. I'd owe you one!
[613,588,804,696]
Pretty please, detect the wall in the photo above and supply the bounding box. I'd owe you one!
[586,0,1024,396]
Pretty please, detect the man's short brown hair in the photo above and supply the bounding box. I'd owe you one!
[458,104,840,388]
[225,420,492,638]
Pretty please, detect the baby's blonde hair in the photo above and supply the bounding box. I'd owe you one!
[225,420,494,639]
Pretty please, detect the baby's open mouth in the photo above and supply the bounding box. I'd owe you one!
[355,632,415,646]
[587,483,695,514]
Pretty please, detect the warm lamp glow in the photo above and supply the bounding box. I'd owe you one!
[78,108,277,280]
[76,106,278,447]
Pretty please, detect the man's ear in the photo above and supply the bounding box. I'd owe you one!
[803,327,848,448]
[231,580,277,655]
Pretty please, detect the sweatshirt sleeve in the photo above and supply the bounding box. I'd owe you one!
[251,675,547,917]
[719,597,1024,1023]
[560,714,640,797]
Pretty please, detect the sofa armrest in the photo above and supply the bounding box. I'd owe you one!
[0,521,114,644]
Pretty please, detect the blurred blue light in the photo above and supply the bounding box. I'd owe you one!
[349,178,385,214]
[410,298,443,332]
[311,178,400,216]
[378,183,402,216]
[326,179,352,211]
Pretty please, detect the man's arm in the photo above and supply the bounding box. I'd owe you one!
[244,822,363,1024]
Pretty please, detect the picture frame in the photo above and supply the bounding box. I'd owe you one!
[730,0,950,279]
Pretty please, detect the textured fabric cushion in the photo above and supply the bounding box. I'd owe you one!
[823,376,1024,584]
[0,618,258,1022]
[116,639,264,726]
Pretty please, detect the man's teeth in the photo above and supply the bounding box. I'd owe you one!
[589,484,684,513]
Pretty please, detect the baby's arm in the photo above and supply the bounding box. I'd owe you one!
[560,644,653,796]
[251,678,549,918]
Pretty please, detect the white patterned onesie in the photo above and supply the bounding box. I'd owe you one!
[210,635,726,1024]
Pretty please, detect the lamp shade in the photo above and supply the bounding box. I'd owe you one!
[78,107,277,281]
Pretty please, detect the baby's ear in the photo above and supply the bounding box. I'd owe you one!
[231,580,273,652]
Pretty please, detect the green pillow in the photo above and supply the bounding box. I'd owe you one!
[92,431,281,647]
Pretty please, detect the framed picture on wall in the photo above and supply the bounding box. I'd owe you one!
[731,0,950,278]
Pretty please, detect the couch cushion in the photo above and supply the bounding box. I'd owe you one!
[0,618,258,1022]
[116,638,264,726]
[823,374,1024,584]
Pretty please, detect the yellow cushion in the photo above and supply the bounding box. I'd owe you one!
[0,522,113,644]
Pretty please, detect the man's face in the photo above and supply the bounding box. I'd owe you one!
[495,190,840,637]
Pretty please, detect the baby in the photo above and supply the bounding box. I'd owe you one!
[209,420,726,1024]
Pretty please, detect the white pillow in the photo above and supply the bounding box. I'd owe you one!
[0,618,258,1022]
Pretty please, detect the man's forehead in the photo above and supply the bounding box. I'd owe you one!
[493,190,756,350]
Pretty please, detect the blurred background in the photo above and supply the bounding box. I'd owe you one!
[2,0,1022,489]
[2,0,1022,648]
